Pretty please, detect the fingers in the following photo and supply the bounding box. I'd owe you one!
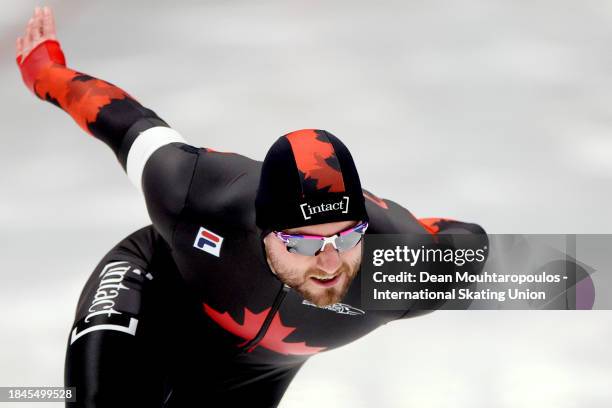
[32,7,43,42]
[23,17,34,53]
[16,37,24,59]
[42,6,56,39]
[18,6,57,63]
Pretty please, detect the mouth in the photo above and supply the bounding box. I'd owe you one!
[310,273,341,288]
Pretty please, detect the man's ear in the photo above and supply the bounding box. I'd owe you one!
[262,233,278,276]
[265,253,278,276]
[263,231,279,249]
[267,260,278,276]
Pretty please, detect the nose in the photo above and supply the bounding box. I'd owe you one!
[316,242,342,274]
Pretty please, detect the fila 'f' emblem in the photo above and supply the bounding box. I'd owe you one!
[193,226,224,257]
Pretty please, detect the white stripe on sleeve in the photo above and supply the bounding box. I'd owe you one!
[126,126,186,191]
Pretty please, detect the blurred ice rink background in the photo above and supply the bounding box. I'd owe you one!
[1,0,611,407]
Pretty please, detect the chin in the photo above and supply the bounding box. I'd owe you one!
[299,272,354,307]
[302,287,344,307]
[305,297,336,307]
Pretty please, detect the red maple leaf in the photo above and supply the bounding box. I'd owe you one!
[35,65,130,135]
[363,190,389,209]
[203,304,326,355]
[286,129,346,193]
[417,217,456,235]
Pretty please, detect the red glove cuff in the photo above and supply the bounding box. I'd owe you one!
[17,40,66,94]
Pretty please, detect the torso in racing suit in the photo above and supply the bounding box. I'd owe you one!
[18,40,487,407]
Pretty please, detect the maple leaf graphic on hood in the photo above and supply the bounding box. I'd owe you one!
[286,129,345,193]
[203,304,326,355]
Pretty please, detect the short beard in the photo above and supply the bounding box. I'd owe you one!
[266,251,361,307]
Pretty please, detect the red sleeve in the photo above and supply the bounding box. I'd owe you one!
[17,39,169,170]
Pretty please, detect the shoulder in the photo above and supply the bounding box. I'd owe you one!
[363,189,427,234]
[184,149,263,231]
[363,188,487,237]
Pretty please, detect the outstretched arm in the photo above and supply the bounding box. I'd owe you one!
[16,7,182,170]
[362,189,489,318]
[16,7,199,244]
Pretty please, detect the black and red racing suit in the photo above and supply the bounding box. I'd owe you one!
[18,40,488,407]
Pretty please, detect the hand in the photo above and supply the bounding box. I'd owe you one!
[16,6,57,63]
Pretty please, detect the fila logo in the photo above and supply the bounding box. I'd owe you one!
[300,196,349,220]
[193,226,224,257]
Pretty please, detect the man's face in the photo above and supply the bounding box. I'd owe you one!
[263,220,362,307]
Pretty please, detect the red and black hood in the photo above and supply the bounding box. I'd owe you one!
[255,129,369,232]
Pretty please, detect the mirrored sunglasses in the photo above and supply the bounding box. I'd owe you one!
[274,221,368,256]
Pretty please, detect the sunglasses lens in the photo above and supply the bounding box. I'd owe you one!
[287,238,324,256]
[334,231,364,252]
[280,222,367,256]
